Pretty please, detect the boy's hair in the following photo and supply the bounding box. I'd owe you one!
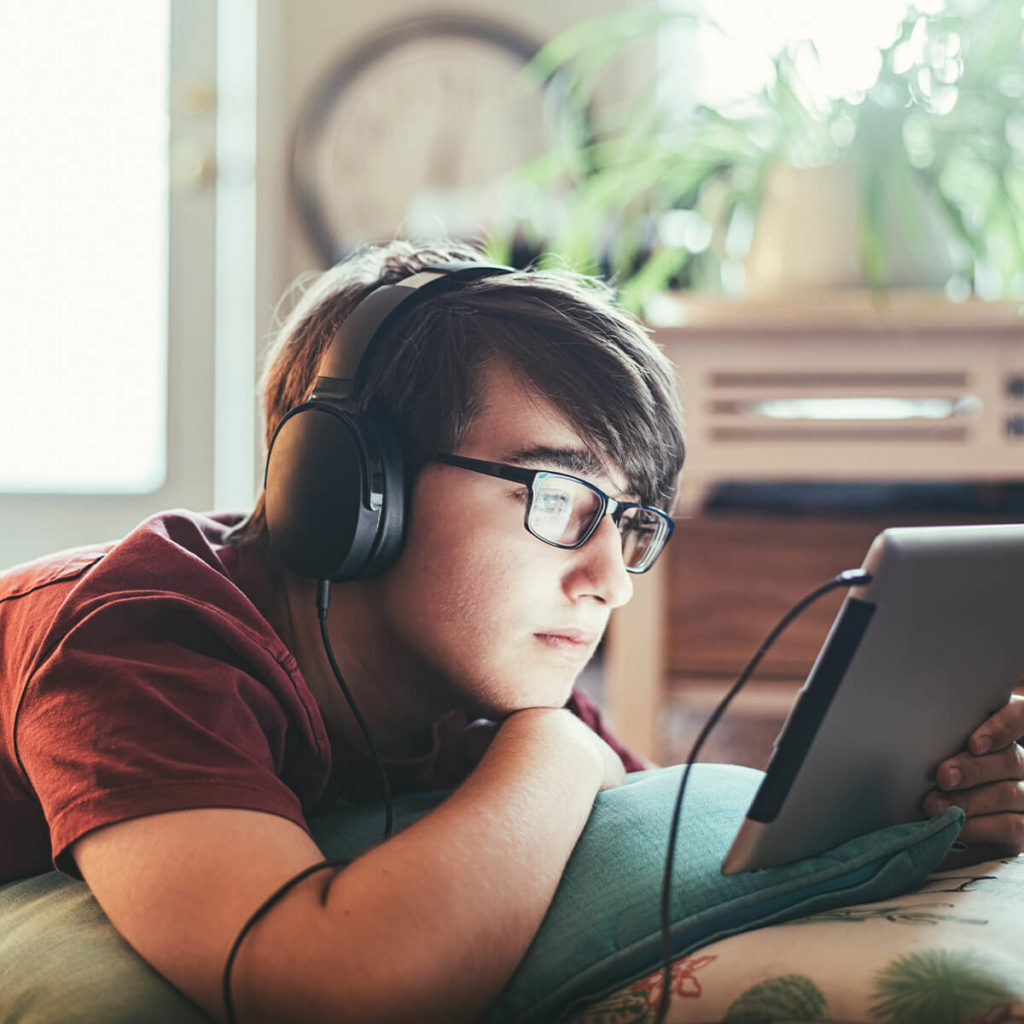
[236,240,685,541]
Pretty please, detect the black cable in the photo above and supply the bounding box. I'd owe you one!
[653,569,871,1023]
[222,856,351,1023]
[221,580,395,1023]
[315,580,394,839]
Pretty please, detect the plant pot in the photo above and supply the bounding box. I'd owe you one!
[744,163,954,295]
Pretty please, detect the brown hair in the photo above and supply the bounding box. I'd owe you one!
[234,240,685,540]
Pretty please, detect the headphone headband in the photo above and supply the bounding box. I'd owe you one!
[316,261,514,386]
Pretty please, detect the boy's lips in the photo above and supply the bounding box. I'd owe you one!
[533,628,598,657]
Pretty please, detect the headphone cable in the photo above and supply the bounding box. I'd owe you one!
[316,579,394,838]
[221,581,394,1023]
[654,569,871,1023]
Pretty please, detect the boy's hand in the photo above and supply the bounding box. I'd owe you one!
[922,694,1024,856]
[493,707,627,792]
[461,711,626,791]
[586,724,629,792]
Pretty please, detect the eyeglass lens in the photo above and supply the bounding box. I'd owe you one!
[528,473,665,569]
[619,508,662,568]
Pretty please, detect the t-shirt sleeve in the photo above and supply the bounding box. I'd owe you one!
[15,593,330,876]
[566,688,647,773]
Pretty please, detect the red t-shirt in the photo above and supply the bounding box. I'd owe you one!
[0,510,641,884]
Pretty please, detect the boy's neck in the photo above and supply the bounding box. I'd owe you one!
[277,572,450,759]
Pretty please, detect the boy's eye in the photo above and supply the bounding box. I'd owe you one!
[534,489,571,515]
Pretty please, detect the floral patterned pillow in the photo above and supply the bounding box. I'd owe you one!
[572,854,1024,1024]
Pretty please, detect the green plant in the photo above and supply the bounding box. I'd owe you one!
[485,1,1024,310]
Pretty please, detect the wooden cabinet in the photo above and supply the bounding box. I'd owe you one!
[604,295,1024,761]
[665,509,1020,682]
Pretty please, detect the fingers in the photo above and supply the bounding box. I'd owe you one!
[936,741,1024,791]
[967,693,1024,756]
[923,779,1024,819]
[955,812,1024,852]
[922,779,1024,853]
[924,692,1024,858]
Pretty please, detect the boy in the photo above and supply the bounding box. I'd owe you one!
[1,242,1021,1022]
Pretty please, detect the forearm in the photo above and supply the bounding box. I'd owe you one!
[232,708,604,1023]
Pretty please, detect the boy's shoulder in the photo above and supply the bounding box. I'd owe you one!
[1,509,265,621]
[0,544,111,607]
[1,511,325,883]
[0,509,284,714]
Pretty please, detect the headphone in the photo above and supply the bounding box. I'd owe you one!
[264,261,514,582]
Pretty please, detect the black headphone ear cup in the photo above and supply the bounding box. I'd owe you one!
[265,401,404,581]
[355,411,407,578]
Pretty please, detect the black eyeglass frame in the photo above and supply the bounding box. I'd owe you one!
[433,452,675,573]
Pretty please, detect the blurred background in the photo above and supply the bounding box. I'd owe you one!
[2,0,1022,761]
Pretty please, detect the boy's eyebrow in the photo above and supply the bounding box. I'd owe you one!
[500,445,606,478]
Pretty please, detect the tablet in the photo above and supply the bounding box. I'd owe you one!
[721,522,1024,875]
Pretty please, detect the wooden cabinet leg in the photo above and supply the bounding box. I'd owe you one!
[603,556,667,764]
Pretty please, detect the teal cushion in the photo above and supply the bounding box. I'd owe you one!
[0,764,962,1024]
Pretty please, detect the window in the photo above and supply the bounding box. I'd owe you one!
[0,1,236,570]
[0,2,169,493]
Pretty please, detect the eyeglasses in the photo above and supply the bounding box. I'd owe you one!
[434,453,674,573]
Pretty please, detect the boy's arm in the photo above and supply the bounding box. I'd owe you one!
[567,688,648,771]
[73,707,624,1024]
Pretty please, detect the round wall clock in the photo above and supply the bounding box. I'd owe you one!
[291,12,565,266]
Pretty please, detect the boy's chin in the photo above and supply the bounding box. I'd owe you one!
[474,683,580,722]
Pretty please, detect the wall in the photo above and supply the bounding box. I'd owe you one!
[253,0,649,334]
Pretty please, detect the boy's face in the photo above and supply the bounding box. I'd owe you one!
[367,357,635,718]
